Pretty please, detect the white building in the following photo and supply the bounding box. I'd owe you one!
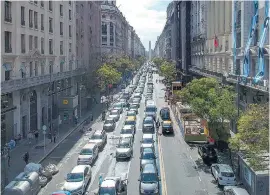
[1,0,81,146]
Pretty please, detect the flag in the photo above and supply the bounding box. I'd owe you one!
[214,35,219,48]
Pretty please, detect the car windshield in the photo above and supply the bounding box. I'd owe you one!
[142,152,155,159]
[125,121,135,125]
[114,103,122,108]
[130,104,138,109]
[110,110,118,115]
[221,172,235,177]
[144,119,153,124]
[105,120,113,124]
[66,173,83,182]
[143,138,153,144]
[80,149,92,155]
[163,123,171,127]
[121,129,133,134]
[91,134,103,140]
[99,187,116,195]
[118,142,130,148]
[141,173,158,183]
[127,112,135,116]
[161,110,170,120]
[146,107,156,112]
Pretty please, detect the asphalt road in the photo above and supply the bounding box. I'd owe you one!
[38,71,224,195]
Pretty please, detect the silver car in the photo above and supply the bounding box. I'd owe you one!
[89,130,107,151]
[113,102,123,113]
[120,125,135,140]
[109,109,120,122]
[103,117,116,132]
[116,137,133,160]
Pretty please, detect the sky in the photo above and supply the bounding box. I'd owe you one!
[116,0,171,51]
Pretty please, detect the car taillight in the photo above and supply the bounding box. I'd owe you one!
[219,177,223,180]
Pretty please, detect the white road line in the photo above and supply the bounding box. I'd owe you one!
[198,176,202,182]
[190,155,193,160]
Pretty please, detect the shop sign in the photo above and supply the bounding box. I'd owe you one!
[63,99,68,105]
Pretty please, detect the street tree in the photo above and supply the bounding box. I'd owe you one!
[97,64,121,91]
[229,103,269,171]
[153,57,164,68]
[176,77,237,140]
[160,61,176,83]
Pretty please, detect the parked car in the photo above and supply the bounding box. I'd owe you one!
[109,109,120,122]
[63,165,91,194]
[77,143,99,166]
[138,163,160,195]
[198,145,218,163]
[211,164,237,187]
[161,120,174,134]
[140,148,157,170]
[103,117,116,132]
[142,116,155,134]
[116,137,133,160]
[96,177,127,195]
[89,130,107,151]
[113,102,124,113]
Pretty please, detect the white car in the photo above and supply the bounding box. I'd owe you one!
[120,125,135,140]
[77,143,99,166]
[63,165,91,194]
[211,164,237,187]
[140,134,155,152]
[89,130,107,151]
[109,109,120,122]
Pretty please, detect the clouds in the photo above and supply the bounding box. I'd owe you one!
[116,0,169,50]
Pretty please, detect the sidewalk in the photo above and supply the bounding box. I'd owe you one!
[1,92,122,190]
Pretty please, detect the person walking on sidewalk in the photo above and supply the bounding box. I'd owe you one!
[53,131,56,143]
[27,131,33,145]
[23,152,29,164]
[34,130,39,144]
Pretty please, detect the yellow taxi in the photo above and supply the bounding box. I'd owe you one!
[124,116,137,131]
[126,110,137,120]
[162,120,173,134]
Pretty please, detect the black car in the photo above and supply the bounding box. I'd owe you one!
[160,107,170,121]
[198,145,218,163]
[142,116,155,134]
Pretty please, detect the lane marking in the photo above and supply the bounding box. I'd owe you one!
[158,136,168,195]
[198,176,202,182]
[190,155,193,160]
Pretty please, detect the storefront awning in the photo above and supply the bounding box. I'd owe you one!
[2,63,12,71]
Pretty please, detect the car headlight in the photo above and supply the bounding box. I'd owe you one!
[140,188,145,193]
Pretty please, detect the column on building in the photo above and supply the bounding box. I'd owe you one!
[13,91,20,137]
[36,87,42,130]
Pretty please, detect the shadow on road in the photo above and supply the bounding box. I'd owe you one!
[194,158,211,174]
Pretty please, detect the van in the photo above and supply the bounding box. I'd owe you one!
[63,165,92,194]
[77,143,99,166]
[145,100,157,120]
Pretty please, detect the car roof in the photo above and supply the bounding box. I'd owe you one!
[126,116,136,121]
[127,111,136,114]
[142,163,157,173]
[100,179,116,188]
[119,137,131,143]
[110,109,118,112]
[142,134,153,139]
[83,143,96,149]
[94,130,103,135]
[123,125,133,130]
[163,121,172,124]
[143,147,154,153]
[106,117,114,121]
[71,165,88,173]
[218,164,233,172]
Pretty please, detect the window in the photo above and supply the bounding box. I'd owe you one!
[29,35,33,50]
[21,34,25,53]
[29,62,33,77]
[110,22,113,35]
[21,62,26,78]
[34,12,38,29]
[69,1,71,6]
[34,36,38,48]
[41,14,44,30]
[41,62,44,75]
[5,70,11,81]
[49,61,53,73]
[69,25,72,37]
[5,1,12,22]
[69,60,72,70]
[102,22,107,35]
[5,31,12,53]
[60,22,63,35]
[21,6,25,25]
[60,41,63,55]
[60,4,63,16]
[49,1,52,11]
[29,10,33,28]
[35,61,38,76]
[49,39,53,54]
[49,17,53,33]
[40,1,44,7]
[69,43,72,52]
[41,37,44,54]
[69,9,72,20]
[102,36,107,45]
[34,1,37,5]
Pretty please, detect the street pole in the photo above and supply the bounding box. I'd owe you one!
[80,86,82,121]
[44,130,46,155]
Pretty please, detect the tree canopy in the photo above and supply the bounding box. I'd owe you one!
[229,103,269,171]
[160,61,176,83]
[153,57,165,68]
[175,77,237,140]
[97,64,121,91]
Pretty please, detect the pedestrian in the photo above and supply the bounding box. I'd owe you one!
[8,154,11,167]
[53,131,56,143]
[27,131,33,145]
[23,152,29,164]
[34,130,39,144]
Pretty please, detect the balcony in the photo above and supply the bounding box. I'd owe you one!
[5,47,12,53]
[1,68,84,94]
[189,66,223,82]
[5,16,12,23]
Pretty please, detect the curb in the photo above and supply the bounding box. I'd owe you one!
[37,93,122,164]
